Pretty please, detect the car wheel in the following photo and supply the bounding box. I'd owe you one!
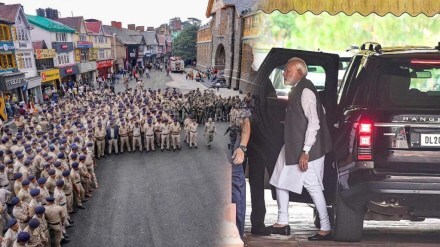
[332,192,364,242]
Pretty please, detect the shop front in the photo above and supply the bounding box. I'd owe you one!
[0,72,27,103]
[97,59,113,78]
[26,77,43,105]
[40,68,60,99]
[78,61,96,84]
[59,65,79,84]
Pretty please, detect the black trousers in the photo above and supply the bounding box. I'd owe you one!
[248,153,267,228]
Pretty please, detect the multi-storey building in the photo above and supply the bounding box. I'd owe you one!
[103,22,146,70]
[0,3,41,103]
[85,19,113,79]
[196,0,260,92]
[27,14,77,89]
[56,16,96,84]
[141,30,158,65]
[0,18,27,114]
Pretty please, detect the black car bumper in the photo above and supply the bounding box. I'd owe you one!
[340,175,440,208]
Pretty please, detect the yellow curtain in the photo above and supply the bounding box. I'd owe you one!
[258,0,440,17]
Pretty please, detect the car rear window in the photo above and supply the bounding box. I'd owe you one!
[377,59,440,109]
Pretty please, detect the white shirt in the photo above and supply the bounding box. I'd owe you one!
[300,88,321,152]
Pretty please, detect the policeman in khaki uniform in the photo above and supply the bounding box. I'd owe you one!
[131,122,142,152]
[183,116,191,144]
[3,218,21,247]
[143,119,155,152]
[154,118,162,147]
[11,197,30,230]
[23,218,48,247]
[204,118,216,149]
[160,119,171,151]
[94,123,106,159]
[45,196,68,246]
[61,170,74,214]
[170,119,181,151]
[33,206,51,247]
[189,118,198,149]
[71,163,86,209]
[119,121,131,153]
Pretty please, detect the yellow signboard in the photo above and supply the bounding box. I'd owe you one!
[89,48,98,61]
[40,68,60,83]
[75,49,81,63]
[0,95,6,121]
[35,49,56,59]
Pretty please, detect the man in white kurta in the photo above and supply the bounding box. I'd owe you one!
[269,57,331,240]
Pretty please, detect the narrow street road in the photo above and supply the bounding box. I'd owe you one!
[64,70,231,247]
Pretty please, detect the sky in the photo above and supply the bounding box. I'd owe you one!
[2,0,212,27]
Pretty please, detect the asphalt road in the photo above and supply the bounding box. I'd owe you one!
[63,70,231,247]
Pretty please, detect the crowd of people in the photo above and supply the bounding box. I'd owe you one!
[0,73,251,246]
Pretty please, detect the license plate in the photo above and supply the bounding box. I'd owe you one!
[421,134,440,147]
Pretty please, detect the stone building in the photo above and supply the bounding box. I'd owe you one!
[196,0,261,92]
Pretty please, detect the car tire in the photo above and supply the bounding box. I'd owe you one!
[332,192,364,242]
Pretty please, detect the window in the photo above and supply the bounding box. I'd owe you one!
[377,60,440,109]
[16,52,33,69]
[56,33,67,42]
[99,49,105,59]
[0,24,11,41]
[0,54,16,69]
[79,34,87,42]
[80,49,89,62]
[57,53,70,65]
[35,58,54,71]
[269,64,327,98]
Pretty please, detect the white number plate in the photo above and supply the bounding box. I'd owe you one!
[421,134,440,147]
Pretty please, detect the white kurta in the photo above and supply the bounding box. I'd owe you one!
[269,145,325,194]
[269,86,325,194]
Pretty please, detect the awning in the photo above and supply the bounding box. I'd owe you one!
[257,0,440,17]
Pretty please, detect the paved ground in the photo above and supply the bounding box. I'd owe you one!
[245,182,440,247]
[63,70,232,247]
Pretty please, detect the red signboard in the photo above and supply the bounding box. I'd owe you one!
[65,67,73,74]
[61,44,68,49]
[97,60,113,68]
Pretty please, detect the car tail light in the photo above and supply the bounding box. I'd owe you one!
[357,120,373,160]
[410,60,440,65]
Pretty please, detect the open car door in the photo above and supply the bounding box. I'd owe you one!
[248,48,339,204]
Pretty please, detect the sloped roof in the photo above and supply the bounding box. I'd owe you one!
[0,4,20,23]
[103,25,144,45]
[32,40,47,49]
[85,21,101,34]
[206,0,258,17]
[26,15,75,33]
[225,0,259,16]
[55,17,84,33]
[141,31,158,46]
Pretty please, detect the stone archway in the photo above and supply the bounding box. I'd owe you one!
[215,44,226,70]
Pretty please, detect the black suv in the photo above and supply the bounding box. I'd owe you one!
[248,42,440,242]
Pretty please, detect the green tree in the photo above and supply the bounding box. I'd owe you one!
[173,23,199,61]
[258,11,440,52]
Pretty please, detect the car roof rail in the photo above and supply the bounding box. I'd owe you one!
[380,46,434,53]
[360,42,381,52]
